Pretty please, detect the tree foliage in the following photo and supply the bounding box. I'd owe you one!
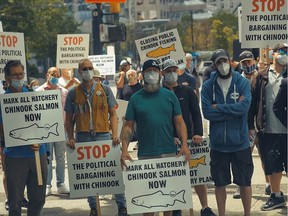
[0,0,81,70]
[177,10,238,56]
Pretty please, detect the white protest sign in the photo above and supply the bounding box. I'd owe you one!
[0,21,3,32]
[135,28,185,68]
[116,99,128,137]
[241,0,288,48]
[123,156,193,214]
[89,55,116,75]
[0,90,65,147]
[0,32,27,80]
[67,140,124,198]
[188,138,213,186]
[56,34,89,69]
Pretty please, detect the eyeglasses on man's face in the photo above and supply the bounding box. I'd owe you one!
[9,73,25,79]
[82,67,93,71]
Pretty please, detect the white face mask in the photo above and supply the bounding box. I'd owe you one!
[165,72,178,84]
[217,63,230,76]
[32,85,39,91]
[82,70,94,81]
[11,79,25,89]
[144,71,160,84]
[276,55,288,66]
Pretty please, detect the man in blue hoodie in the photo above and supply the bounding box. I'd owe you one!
[201,49,253,216]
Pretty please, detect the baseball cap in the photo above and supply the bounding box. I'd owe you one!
[239,51,254,62]
[273,43,288,52]
[211,49,229,64]
[163,59,179,70]
[141,59,160,72]
[93,69,104,80]
[120,59,131,66]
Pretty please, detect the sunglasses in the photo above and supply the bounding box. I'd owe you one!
[82,67,93,71]
[278,49,287,55]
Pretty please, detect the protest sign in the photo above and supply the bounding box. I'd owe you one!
[67,140,124,198]
[56,34,89,69]
[116,99,128,137]
[241,0,287,48]
[123,156,193,214]
[135,28,185,68]
[0,90,65,147]
[188,138,212,186]
[0,32,26,80]
[89,54,115,76]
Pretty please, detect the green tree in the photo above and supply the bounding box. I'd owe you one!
[0,0,81,77]
[177,10,238,56]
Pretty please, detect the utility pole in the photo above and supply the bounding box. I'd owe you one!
[190,10,194,51]
[92,3,103,55]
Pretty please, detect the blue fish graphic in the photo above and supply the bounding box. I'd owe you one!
[9,123,59,141]
[131,190,186,208]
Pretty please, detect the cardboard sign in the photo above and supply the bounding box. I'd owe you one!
[116,99,128,137]
[0,90,65,147]
[135,28,186,68]
[123,156,193,214]
[56,34,90,69]
[188,138,213,186]
[89,54,116,76]
[67,140,124,198]
[0,32,27,80]
[241,0,288,48]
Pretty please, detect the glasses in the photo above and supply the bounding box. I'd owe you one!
[278,49,287,55]
[82,67,93,71]
[9,73,25,78]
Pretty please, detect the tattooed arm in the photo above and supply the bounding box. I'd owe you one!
[120,120,134,168]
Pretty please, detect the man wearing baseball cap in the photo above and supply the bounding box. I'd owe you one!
[201,49,253,216]
[162,59,216,216]
[121,59,190,216]
[249,43,287,211]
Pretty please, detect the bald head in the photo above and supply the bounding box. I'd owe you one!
[126,69,138,85]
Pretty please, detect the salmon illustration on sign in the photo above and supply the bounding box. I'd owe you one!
[131,190,186,208]
[189,155,206,169]
[146,44,176,58]
[9,123,59,141]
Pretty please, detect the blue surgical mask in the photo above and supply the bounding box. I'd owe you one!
[49,77,58,85]
[82,70,94,81]
[268,50,273,60]
[165,72,178,84]
[11,79,25,89]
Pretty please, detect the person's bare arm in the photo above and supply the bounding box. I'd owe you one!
[108,107,121,145]
[65,112,75,149]
[174,115,190,162]
[120,120,134,168]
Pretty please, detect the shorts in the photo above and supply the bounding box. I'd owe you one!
[257,133,287,175]
[210,148,254,187]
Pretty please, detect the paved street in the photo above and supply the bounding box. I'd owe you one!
[0,147,287,216]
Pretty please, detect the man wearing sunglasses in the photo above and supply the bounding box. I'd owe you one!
[65,58,128,216]
[249,43,287,211]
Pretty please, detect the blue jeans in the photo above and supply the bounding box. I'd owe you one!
[46,141,66,187]
[76,132,126,210]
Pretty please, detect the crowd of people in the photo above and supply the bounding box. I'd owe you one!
[0,43,287,216]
